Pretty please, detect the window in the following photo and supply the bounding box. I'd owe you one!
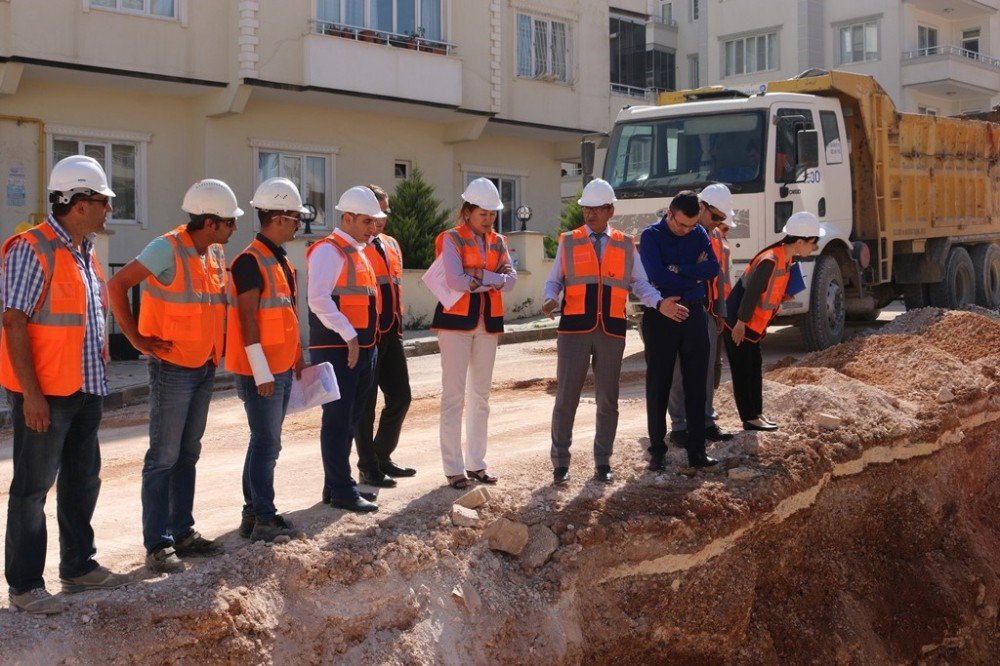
[316,0,442,40]
[517,13,570,83]
[394,161,410,179]
[465,174,518,233]
[688,54,699,87]
[51,133,147,225]
[917,25,938,54]
[838,20,879,64]
[90,0,176,18]
[661,2,673,24]
[918,106,938,116]
[724,32,778,77]
[773,108,814,182]
[646,49,676,91]
[610,14,647,91]
[819,110,843,165]
[690,0,699,22]
[962,29,981,56]
[257,149,332,228]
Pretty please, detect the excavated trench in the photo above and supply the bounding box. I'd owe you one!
[2,309,999,664]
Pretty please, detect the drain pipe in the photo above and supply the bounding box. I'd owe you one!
[0,114,46,225]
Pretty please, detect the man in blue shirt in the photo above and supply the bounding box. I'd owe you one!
[639,190,720,470]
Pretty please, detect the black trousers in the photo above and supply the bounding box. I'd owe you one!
[723,333,763,422]
[643,302,709,458]
[355,323,412,476]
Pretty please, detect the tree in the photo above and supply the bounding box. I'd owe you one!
[385,167,452,269]
[544,193,584,258]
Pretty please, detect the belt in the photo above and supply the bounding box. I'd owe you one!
[678,299,705,308]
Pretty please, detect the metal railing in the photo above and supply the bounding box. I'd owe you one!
[902,45,1000,69]
[310,19,456,56]
[650,15,678,28]
[610,84,673,102]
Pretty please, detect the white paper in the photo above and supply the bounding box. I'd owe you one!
[421,255,465,310]
[287,362,340,414]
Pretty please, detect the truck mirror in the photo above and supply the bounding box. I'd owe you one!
[581,141,596,181]
[796,129,819,170]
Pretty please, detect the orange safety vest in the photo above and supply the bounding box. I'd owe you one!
[741,243,793,341]
[707,228,732,320]
[430,224,506,334]
[138,225,227,369]
[557,226,633,338]
[306,233,380,349]
[364,233,404,336]
[0,221,107,396]
[225,239,300,376]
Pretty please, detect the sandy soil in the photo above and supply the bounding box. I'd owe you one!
[0,308,998,664]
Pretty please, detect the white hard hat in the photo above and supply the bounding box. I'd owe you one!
[578,178,617,207]
[782,211,826,237]
[461,177,504,211]
[48,155,116,203]
[182,179,244,218]
[335,186,387,218]
[698,183,735,225]
[250,177,309,213]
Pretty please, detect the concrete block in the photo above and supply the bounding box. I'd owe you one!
[455,486,491,509]
[815,412,842,430]
[484,518,529,556]
[451,505,479,527]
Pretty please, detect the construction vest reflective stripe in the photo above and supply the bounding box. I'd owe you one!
[743,243,792,339]
[364,233,404,336]
[707,229,732,319]
[307,233,380,349]
[557,226,634,338]
[137,226,227,368]
[0,222,106,396]
[225,239,300,376]
[430,225,506,334]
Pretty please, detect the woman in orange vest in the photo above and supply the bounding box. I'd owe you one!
[431,178,516,489]
[726,211,825,431]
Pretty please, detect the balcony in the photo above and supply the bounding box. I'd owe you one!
[610,84,671,104]
[304,20,461,107]
[646,15,678,51]
[901,45,1000,97]
[903,0,998,19]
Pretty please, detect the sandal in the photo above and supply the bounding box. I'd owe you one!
[447,475,472,489]
[466,469,498,484]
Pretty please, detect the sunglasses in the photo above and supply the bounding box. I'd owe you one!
[582,205,613,213]
[704,204,726,223]
[214,218,237,229]
[277,214,301,225]
[81,196,111,206]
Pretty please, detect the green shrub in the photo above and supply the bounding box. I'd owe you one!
[384,167,452,269]
[544,193,584,258]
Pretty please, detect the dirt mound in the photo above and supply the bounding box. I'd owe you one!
[1,312,998,664]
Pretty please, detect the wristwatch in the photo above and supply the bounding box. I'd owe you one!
[668,264,680,274]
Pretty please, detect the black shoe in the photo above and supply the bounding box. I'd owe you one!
[594,465,614,484]
[382,461,416,478]
[173,530,224,558]
[668,430,688,447]
[688,453,720,468]
[238,514,255,539]
[743,419,779,432]
[328,495,379,513]
[648,454,666,472]
[359,490,377,502]
[359,472,398,488]
[705,425,735,442]
[553,467,570,485]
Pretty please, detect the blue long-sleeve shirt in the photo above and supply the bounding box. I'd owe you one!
[639,218,719,302]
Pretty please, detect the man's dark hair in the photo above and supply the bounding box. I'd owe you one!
[669,190,701,218]
[187,213,217,231]
[366,183,388,201]
[50,191,90,219]
[257,209,281,227]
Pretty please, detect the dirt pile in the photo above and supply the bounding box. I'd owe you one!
[1,310,998,664]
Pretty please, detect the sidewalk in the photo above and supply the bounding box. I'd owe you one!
[0,315,559,427]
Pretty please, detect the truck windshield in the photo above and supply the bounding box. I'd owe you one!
[603,111,766,196]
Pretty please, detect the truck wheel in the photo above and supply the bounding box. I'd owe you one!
[929,246,975,309]
[799,254,845,351]
[903,284,930,310]
[970,243,1000,308]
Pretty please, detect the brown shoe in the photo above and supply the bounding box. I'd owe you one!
[466,469,498,484]
[447,474,471,489]
[10,588,66,615]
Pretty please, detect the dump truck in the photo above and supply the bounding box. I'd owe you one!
[583,69,1000,350]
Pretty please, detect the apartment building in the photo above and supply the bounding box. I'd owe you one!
[0,0,648,266]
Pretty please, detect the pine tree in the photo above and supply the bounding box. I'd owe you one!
[544,192,584,258]
[384,167,452,269]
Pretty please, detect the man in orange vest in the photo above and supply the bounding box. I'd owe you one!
[308,186,384,513]
[108,179,240,573]
[227,177,307,543]
[355,184,415,488]
[1,156,129,615]
[667,184,737,446]
[542,179,666,485]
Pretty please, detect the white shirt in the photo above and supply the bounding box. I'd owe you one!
[543,226,661,308]
[307,227,370,343]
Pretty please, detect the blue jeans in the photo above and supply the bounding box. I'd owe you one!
[236,370,292,521]
[311,346,377,501]
[5,390,102,594]
[141,359,215,552]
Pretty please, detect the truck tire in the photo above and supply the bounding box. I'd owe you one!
[928,246,975,310]
[970,242,1000,308]
[903,283,931,310]
[799,254,845,351]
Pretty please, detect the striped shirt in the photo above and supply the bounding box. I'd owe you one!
[1,216,108,396]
